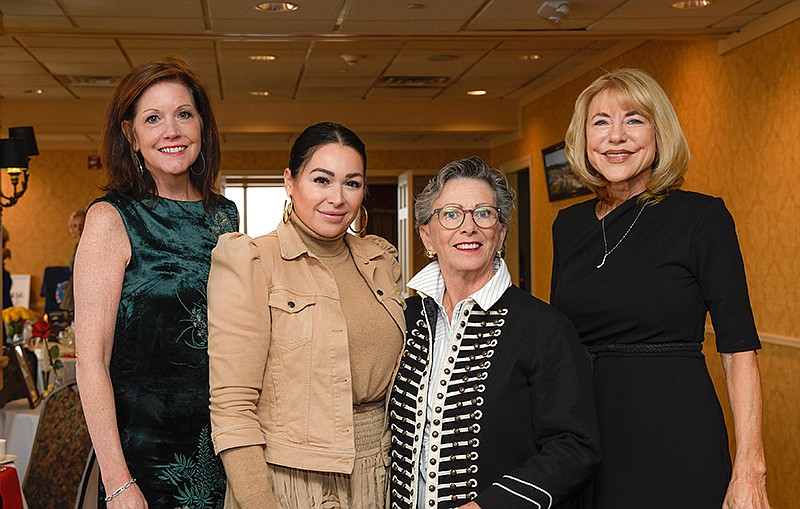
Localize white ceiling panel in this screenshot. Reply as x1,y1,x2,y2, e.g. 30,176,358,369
607,0,767,17
0,0,64,16
75,17,207,32
386,49,487,76
739,0,794,14
590,17,728,31
14,36,119,49
210,19,339,33
1,15,75,30
207,0,344,20
295,87,370,100
713,14,763,28
58,0,203,18
366,87,442,100
341,20,474,33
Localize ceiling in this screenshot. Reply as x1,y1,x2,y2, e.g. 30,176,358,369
0,0,795,150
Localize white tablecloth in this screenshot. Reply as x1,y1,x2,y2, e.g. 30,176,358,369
0,398,42,485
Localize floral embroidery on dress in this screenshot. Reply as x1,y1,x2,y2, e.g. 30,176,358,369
207,207,235,238
156,425,226,509
176,287,208,350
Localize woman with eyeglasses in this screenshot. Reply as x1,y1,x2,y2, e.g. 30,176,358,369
388,157,600,509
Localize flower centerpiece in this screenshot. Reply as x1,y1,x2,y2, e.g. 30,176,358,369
2,306,37,342
31,319,64,391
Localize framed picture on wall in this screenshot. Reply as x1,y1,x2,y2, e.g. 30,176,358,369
542,141,591,201
11,343,41,408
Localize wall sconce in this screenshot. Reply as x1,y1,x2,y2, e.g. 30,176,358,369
0,126,38,208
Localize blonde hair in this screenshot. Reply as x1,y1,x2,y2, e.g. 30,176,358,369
564,68,690,205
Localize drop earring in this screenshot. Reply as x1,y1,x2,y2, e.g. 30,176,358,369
190,153,206,176
282,200,293,223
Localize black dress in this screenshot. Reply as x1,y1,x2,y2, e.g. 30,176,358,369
93,191,238,509
551,190,761,509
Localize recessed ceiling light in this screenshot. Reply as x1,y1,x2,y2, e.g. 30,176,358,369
255,2,299,12
250,55,277,61
406,3,426,9
23,89,44,95
518,54,541,61
250,91,270,96
671,0,713,8
467,90,487,96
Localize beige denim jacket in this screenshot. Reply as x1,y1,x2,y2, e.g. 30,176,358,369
207,220,405,474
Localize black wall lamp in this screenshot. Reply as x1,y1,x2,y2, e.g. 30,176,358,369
0,126,38,208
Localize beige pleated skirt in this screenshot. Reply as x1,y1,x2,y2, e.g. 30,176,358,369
234,401,389,509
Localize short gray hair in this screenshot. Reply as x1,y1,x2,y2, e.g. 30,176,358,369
414,156,516,233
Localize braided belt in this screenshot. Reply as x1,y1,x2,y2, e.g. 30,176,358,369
587,342,702,355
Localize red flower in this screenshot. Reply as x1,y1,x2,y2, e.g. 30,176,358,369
31,320,51,339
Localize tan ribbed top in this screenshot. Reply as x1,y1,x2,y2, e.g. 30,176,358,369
292,215,402,403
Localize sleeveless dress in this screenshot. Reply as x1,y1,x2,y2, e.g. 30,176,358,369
93,190,238,509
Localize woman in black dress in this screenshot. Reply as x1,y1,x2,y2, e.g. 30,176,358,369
551,68,770,509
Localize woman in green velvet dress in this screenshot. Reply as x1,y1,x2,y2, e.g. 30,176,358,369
75,56,237,509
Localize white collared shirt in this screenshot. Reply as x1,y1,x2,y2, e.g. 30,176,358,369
406,258,512,507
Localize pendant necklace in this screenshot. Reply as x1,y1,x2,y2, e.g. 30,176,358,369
596,205,645,269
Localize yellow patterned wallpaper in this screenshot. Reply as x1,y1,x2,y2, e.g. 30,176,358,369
492,19,800,340
2,152,106,314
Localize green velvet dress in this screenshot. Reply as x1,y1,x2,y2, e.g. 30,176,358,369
93,190,238,509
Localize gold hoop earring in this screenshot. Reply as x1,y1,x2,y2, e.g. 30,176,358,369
349,205,369,235
282,200,293,224
425,250,436,260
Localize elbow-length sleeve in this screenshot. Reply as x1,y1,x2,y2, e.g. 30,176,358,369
691,198,761,353
208,232,272,454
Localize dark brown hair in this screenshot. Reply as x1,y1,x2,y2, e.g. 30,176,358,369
287,122,367,178
100,56,221,206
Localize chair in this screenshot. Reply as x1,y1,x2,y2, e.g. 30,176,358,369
22,382,94,509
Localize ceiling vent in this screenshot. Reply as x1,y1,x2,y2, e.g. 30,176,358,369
59,75,119,87
377,76,451,88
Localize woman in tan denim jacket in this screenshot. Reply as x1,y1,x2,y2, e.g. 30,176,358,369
207,122,405,509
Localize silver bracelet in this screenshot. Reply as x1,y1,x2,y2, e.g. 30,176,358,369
104,477,137,502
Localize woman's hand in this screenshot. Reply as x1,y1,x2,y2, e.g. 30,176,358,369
107,482,148,508
723,469,769,509
458,502,482,509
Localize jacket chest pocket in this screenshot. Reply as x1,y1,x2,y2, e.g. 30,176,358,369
269,289,316,349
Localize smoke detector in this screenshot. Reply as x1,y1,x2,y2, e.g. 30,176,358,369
340,54,365,66
537,1,570,23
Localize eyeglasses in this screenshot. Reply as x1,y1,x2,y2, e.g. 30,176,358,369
430,204,500,230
